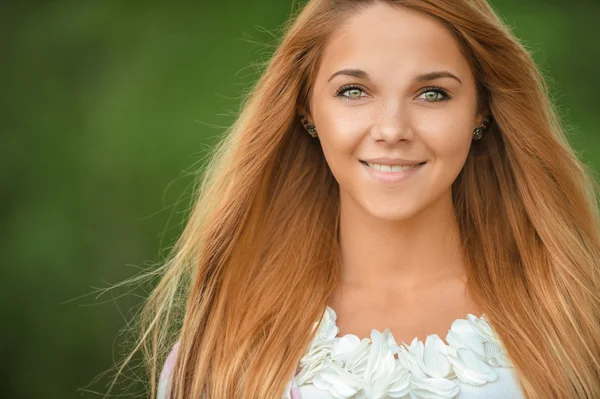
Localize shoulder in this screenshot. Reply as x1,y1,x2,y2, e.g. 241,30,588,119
157,341,302,399
157,341,180,399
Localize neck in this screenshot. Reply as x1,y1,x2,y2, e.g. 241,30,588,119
337,189,467,293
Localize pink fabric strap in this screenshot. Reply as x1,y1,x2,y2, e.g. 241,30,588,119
157,341,180,399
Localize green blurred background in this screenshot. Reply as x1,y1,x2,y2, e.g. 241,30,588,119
2,1,598,398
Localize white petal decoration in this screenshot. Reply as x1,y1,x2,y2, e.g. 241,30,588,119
405,334,453,381
446,320,487,360
331,335,371,374
313,359,365,399
361,329,411,399
488,350,513,368
290,306,515,399
448,347,498,385
296,338,336,385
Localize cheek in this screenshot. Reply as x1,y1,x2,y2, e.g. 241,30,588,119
318,116,364,168
319,130,362,187
420,120,473,178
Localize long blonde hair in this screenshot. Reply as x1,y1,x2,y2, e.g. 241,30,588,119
114,0,600,397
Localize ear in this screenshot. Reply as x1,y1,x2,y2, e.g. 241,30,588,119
475,108,491,127
296,106,314,122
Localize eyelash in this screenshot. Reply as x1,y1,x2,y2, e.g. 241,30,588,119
334,84,451,103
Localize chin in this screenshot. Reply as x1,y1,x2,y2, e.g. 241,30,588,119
364,202,422,222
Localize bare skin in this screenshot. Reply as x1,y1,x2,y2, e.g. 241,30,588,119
298,3,487,344
327,277,483,346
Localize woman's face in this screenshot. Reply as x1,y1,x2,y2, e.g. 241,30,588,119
302,3,486,221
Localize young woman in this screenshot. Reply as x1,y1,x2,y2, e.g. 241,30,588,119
129,0,600,398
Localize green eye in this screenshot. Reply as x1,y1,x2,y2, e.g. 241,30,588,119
336,85,366,102
346,88,362,97
424,91,442,101
336,85,450,102
419,87,450,102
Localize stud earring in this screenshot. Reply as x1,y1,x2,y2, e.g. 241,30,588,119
298,114,318,138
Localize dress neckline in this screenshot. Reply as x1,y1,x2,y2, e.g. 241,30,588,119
291,304,515,398
325,305,487,347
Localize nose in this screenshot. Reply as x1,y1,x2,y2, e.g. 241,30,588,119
371,101,414,144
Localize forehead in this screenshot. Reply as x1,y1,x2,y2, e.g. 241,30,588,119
318,3,472,83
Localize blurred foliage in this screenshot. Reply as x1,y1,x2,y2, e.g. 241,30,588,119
1,1,598,398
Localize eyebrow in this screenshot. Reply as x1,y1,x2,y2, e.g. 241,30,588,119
327,68,462,84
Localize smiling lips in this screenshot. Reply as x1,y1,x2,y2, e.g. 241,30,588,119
359,156,426,165
359,159,427,182
361,161,425,172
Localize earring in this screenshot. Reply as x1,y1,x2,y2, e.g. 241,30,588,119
298,114,318,138
472,126,484,140
472,117,491,140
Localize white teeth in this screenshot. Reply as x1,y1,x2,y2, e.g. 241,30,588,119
365,162,422,172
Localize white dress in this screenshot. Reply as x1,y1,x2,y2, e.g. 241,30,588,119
158,306,526,399
281,306,525,399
